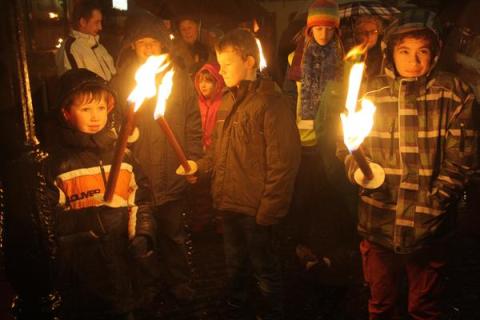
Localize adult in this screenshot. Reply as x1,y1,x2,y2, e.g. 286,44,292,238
55,0,116,81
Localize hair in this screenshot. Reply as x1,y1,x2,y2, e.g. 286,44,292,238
198,69,217,83
354,15,383,34
72,0,102,28
387,28,439,57
215,28,259,68
61,85,114,112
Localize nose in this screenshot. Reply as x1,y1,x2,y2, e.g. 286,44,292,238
90,109,99,121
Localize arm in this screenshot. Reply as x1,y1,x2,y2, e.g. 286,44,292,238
431,90,479,208
256,97,301,225
184,79,204,161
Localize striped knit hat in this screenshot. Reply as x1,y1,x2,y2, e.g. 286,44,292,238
306,0,340,33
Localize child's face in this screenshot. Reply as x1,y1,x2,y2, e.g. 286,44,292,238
311,26,335,46
179,19,199,45
63,97,108,134
355,21,379,49
393,36,432,78
217,46,254,87
199,77,215,99
133,37,162,62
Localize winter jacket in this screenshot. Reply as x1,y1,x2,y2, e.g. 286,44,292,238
338,10,479,253
198,79,301,225
55,30,116,80
110,60,203,206
194,63,225,149
45,124,155,317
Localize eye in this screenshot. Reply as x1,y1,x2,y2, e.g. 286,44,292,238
98,105,107,111
419,49,431,56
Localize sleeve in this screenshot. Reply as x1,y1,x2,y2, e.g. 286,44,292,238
184,78,204,161
256,97,301,225
128,153,156,244
431,84,479,209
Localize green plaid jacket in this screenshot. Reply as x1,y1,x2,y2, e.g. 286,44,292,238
350,71,478,253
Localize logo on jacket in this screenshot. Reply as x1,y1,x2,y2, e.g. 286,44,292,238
67,189,101,203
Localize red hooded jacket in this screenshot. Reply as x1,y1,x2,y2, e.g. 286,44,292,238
194,63,225,149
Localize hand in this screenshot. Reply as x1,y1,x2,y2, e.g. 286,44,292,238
129,235,152,258
344,154,359,184
185,174,198,184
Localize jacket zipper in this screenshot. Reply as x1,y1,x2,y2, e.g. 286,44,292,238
390,119,395,158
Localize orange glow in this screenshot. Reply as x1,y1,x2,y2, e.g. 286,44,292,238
255,38,267,71
154,70,175,119
127,54,170,111
344,43,368,61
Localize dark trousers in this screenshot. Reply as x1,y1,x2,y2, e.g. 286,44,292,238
360,240,447,320
154,199,191,287
222,212,284,319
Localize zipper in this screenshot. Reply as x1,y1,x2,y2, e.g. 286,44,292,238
460,122,465,153
390,119,396,157
99,160,108,189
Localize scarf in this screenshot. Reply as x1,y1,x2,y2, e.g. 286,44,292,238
300,39,341,120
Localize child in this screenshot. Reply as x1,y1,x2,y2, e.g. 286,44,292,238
110,13,203,301
182,28,301,319
46,68,156,319
339,9,478,318
194,62,225,150
189,63,225,233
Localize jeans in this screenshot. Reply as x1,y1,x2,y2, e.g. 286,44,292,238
222,212,284,319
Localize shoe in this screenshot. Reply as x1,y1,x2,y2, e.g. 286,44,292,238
171,283,196,302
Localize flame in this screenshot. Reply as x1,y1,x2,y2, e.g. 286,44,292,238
154,70,175,119
48,12,59,19
255,38,267,71
253,19,260,33
55,37,63,49
127,54,170,111
169,34,175,40
340,47,376,151
344,43,368,62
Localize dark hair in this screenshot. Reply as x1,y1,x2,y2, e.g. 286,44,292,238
387,28,439,57
198,69,217,83
72,0,102,28
62,85,114,112
215,28,259,68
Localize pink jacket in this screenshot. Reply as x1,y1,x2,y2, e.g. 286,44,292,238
194,63,225,149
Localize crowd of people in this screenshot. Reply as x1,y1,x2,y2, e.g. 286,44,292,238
42,0,479,319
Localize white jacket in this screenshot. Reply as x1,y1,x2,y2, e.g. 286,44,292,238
56,30,116,81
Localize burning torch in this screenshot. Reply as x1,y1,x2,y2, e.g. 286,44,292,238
153,69,197,176
104,54,170,203
340,46,385,189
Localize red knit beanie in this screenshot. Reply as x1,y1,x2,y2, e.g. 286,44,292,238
306,0,340,34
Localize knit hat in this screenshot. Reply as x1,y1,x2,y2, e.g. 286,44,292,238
306,0,340,34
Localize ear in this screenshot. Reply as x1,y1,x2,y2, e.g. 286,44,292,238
62,108,71,122
246,55,256,69
79,17,87,29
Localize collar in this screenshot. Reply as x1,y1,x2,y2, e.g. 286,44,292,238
71,29,100,48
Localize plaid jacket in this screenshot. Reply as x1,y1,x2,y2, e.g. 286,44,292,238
348,71,478,253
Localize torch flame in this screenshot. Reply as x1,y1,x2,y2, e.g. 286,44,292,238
127,54,170,111
344,43,368,62
255,38,267,71
340,47,376,151
154,70,175,119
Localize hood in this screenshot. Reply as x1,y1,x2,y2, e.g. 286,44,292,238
194,63,225,102
56,68,116,111
382,9,442,79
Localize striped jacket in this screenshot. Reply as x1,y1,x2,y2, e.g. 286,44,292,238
342,71,478,253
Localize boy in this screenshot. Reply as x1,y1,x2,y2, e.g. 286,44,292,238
45,68,155,319
110,13,203,301
339,9,478,319
182,29,301,319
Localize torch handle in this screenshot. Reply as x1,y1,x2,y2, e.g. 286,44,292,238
104,104,135,202
351,147,373,180
157,116,192,173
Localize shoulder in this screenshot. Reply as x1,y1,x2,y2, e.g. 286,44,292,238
429,71,473,96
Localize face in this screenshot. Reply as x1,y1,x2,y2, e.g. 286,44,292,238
311,26,335,46
179,20,199,45
355,21,379,49
79,9,102,36
133,37,162,62
393,37,432,78
63,97,108,134
217,46,255,87
199,78,215,99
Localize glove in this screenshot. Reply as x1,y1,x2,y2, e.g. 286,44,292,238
129,235,152,258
